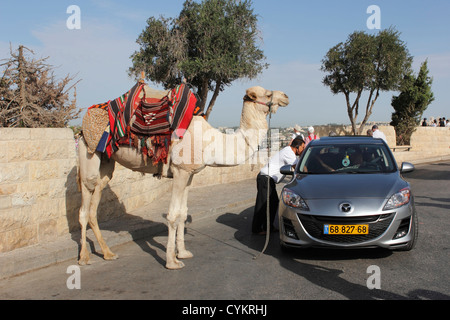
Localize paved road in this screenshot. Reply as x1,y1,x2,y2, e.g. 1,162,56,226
0,162,449,303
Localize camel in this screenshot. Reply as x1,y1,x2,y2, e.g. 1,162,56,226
77,85,289,269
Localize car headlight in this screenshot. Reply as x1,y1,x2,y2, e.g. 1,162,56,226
384,188,411,210
281,188,310,211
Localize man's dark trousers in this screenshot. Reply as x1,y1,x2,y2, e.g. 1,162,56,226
252,173,279,233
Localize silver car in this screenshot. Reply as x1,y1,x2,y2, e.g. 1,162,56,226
278,136,418,251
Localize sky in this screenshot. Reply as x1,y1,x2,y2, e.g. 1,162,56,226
1,0,449,128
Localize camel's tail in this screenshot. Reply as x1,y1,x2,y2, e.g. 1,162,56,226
76,164,81,192
76,135,82,192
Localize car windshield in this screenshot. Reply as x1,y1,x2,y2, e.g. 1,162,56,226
298,143,396,174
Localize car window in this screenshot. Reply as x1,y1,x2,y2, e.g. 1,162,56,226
298,144,396,174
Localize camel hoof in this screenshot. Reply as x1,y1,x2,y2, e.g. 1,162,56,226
78,257,91,266
166,260,185,270
104,252,119,261
177,250,193,259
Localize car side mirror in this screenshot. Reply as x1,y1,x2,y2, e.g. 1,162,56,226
400,162,415,173
280,164,294,176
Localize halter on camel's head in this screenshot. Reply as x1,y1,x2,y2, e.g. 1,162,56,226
243,86,289,116
243,91,273,112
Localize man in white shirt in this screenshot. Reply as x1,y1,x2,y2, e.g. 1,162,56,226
372,125,388,144
252,137,305,235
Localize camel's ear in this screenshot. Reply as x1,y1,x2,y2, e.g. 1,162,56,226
245,88,257,101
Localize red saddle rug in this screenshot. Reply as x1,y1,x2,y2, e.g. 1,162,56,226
84,82,197,165
131,84,197,138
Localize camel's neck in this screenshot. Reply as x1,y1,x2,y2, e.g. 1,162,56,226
232,102,269,162
239,102,269,132
194,102,269,168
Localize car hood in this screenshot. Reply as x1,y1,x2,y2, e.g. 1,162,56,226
287,173,406,200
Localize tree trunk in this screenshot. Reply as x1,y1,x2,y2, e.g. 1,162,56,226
204,80,221,121
18,46,26,114
197,79,209,115
358,88,379,135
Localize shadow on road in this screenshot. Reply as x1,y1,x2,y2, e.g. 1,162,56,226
404,162,450,181
65,165,168,265
216,207,450,300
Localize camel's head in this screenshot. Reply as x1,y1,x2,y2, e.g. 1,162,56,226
244,86,289,115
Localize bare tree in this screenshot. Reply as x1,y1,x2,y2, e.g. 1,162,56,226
0,45,81,128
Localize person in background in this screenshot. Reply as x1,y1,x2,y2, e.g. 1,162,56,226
422,118,428,126
305,126,319,146
290,128,304,143
372,125,388,144
252,137,305,235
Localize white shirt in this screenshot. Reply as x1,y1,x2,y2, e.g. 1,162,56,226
260,146,297,183
372,129,387,144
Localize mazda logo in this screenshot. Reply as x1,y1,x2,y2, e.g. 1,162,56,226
340,203,352,213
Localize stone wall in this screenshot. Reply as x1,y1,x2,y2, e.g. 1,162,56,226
369,125,450,165
0,126,449,253
312,125,450,165
0,129,77,252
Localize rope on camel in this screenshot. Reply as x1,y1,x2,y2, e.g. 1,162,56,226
254,100,273,260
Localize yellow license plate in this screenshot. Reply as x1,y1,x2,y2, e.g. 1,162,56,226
324,224,369,235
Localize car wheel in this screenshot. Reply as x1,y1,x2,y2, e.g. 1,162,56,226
398,209,419,251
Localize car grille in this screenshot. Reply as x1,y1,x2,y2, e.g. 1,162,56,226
297,213,395,244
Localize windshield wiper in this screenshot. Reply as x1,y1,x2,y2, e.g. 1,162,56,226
344,170,375,174
300,171,326,174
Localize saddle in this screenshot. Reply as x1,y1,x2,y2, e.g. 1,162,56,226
82,82,199,165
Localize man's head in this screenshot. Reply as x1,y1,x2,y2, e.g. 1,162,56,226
291,137,305,156
372,125,379,131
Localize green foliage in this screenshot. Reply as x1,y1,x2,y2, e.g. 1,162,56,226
129,0,267,120
321,27,413,135
390,60,434,145
131,16,186,88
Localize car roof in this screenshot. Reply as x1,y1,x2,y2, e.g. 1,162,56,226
309,136,386,146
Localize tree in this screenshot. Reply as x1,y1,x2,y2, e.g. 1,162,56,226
0,45,81,128
321,27,413,135
390,60,434,145
129,0,268,120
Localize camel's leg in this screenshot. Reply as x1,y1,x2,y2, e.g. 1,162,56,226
87,159,117,261
79,183,93,266
166,167,192,269
78,137,116,265
176,178,194,260
77,137,98,265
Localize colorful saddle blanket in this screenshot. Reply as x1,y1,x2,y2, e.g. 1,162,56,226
132,84,197,138
83,82,197,165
